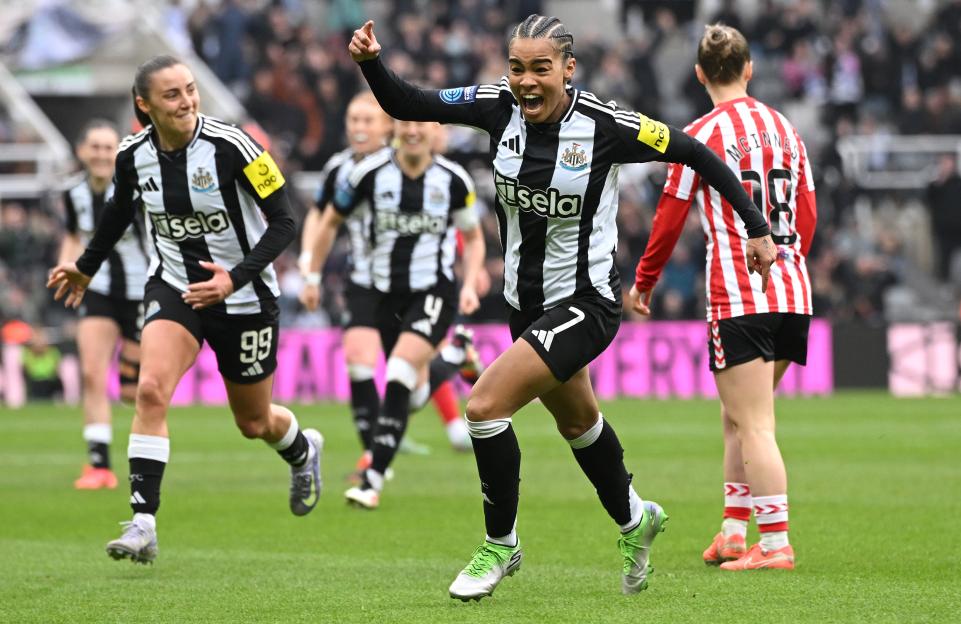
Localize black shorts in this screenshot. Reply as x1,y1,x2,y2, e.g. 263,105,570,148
376,280,457,355
343,282,381,330
510,295,622,383
79,290,143,342
143,277,279,384
709,313,811,372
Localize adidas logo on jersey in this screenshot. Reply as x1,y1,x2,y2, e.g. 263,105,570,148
150,209,230,241
140,177,160,193
494,171,582,219
499,135,520,154
241,361,265,377
376,212,447,235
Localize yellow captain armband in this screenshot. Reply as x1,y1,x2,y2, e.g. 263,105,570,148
636,114,670,154
243,151,286,199
465,191,476,207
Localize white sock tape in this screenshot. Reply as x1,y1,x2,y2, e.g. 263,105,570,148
128,434,170,463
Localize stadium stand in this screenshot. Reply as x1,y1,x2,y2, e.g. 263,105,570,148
1,0,960,334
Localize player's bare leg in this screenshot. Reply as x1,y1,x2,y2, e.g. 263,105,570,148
226,375,323,516
75,317,121,490
107,320,197,564
715,357,794,570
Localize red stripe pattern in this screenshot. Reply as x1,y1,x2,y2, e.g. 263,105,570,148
723,481,751,521
664,97,815,322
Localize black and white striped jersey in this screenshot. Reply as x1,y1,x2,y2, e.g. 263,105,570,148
333,148,478,293
77,114,296,317
359,58,769,315
314,147,374,288
64,179,149,301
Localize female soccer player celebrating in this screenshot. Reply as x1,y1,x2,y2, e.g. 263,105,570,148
631,25,817,571
60,119,150,490
301,118,486,509
349,15,776,599
48,55,322,564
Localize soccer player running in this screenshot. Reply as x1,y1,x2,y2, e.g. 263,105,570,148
349,15,777,599
302,118,486,510
47,55,323,565
631,25,816,571
59,119,150,490
298,93,476,468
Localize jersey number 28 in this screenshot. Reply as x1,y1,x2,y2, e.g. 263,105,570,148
741,168,796,246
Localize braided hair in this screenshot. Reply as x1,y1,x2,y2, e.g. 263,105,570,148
508,14,575,59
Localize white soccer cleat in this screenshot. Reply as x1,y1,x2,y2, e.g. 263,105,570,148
290,429,324,516
449,541,522,601
345,485,380,510
106,514,158,564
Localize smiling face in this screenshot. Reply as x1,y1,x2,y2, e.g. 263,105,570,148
137,64,200,145
508,37,575,124
76,126,119,182
345,96,393,156
394,119,437,160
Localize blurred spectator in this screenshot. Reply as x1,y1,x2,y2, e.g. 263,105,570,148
21,326,62,400
926,154,961,281
5,0,961,329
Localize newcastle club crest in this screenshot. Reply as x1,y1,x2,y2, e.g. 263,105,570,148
190,167,216,193
559,142,589,171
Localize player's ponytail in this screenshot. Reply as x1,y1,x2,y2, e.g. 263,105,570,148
131,55,183,128
697,24,751,86
508,14,575,60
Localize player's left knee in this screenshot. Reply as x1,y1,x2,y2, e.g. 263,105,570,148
385,356,418,391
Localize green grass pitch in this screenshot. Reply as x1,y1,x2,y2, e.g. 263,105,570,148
1,392,959,623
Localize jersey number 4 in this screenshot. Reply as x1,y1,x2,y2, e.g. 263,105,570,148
240,327,273,364
741,168,797,245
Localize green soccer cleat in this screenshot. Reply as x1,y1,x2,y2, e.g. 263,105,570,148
449,541,522,601
618,501,669,594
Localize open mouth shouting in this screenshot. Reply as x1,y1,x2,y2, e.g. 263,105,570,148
520,94,544,116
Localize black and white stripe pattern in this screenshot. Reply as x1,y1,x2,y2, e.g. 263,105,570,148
339,150,476,293
119,114,280,315
315,148,374,288
63,179,149,300
488,87,647,313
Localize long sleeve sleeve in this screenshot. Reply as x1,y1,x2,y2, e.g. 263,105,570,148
661,135,770,238
75,166,138,278
359,57,502,130
228,181,296,292
634,193,694,291
612,110,770,238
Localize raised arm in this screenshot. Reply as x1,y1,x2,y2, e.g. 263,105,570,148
350,21,497,129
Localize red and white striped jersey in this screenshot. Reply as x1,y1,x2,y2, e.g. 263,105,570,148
636,96,817,321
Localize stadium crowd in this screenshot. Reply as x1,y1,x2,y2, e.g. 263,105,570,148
3,0,961,333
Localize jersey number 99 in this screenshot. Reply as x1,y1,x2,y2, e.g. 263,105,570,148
240,327,273,363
